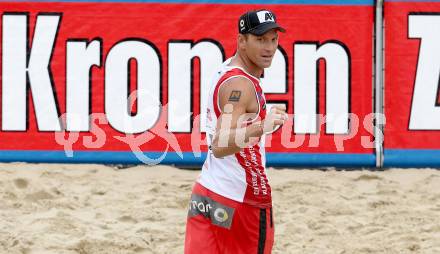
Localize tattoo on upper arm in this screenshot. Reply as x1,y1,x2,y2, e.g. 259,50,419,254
228,90,242,102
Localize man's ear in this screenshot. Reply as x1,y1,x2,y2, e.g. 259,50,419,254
238,34,247,50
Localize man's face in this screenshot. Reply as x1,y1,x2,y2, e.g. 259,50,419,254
242,29,279,68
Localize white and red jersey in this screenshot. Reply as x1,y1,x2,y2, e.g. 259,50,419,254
198,58,272,208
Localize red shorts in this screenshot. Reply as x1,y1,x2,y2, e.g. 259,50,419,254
185,182,274,254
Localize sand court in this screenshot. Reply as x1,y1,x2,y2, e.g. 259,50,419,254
1,163,440,253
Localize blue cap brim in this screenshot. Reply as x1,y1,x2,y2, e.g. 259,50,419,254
249,22,286,36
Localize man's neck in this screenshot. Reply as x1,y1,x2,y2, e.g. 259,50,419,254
230,52,263,78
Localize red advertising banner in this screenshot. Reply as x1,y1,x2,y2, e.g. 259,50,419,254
0,2,374,166
384,1,440,166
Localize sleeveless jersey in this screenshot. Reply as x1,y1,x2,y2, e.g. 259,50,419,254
198,59,272,208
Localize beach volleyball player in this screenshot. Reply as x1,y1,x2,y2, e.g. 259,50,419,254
185,9,287,254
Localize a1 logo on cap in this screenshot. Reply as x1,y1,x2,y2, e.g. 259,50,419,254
256,10,275,23
240,19,246,31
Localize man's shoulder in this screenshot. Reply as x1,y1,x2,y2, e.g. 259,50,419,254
217,74,257,111
223,67,258,82
219,75,255,99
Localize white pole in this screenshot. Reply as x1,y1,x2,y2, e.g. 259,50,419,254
375,0,385,168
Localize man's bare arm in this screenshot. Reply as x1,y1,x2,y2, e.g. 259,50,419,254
210,77,262,158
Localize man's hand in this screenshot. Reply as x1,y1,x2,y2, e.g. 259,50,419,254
262,105,288,134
